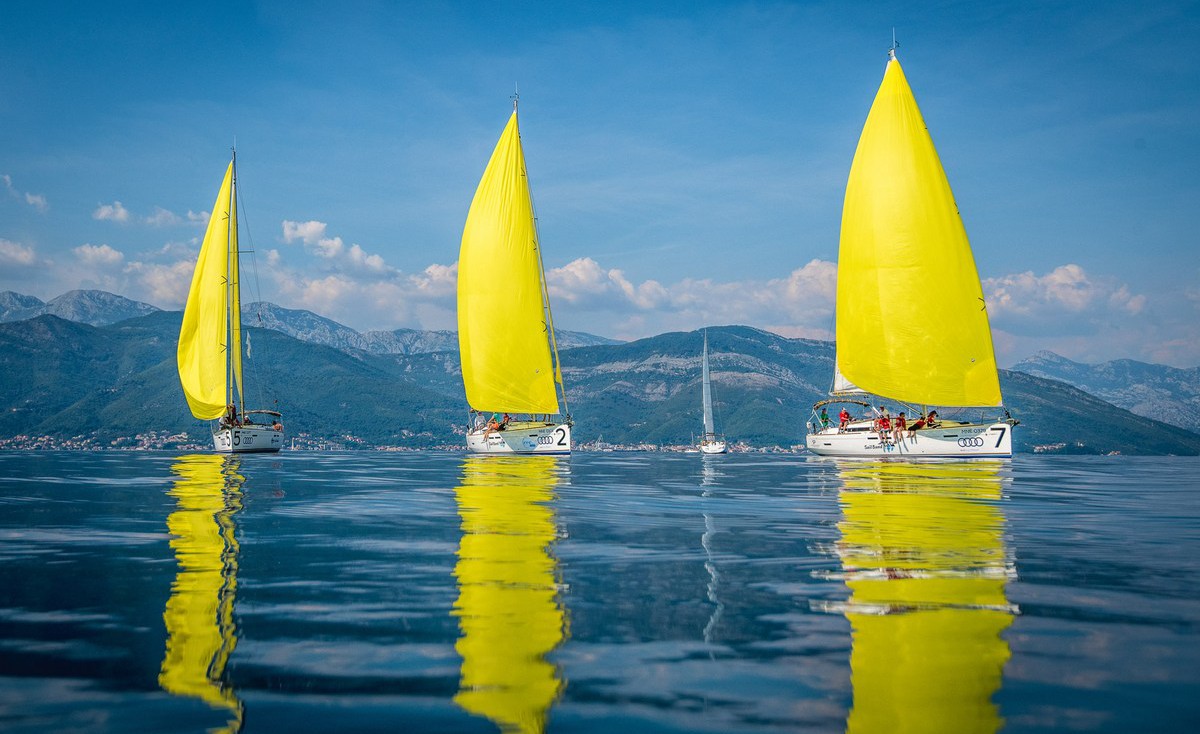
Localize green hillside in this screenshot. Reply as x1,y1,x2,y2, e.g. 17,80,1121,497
1,315,1198,455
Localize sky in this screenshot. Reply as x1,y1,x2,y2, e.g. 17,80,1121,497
1,0,1198,367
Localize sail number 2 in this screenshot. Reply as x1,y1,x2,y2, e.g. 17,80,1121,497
536,428,569,447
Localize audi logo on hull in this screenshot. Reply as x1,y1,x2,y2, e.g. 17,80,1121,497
957,437,986,447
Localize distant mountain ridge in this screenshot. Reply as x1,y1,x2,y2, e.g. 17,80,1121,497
0,290,618,353
1012,350,1200,434
2,290,1198,454
0,290,160,326
1,314,1196,454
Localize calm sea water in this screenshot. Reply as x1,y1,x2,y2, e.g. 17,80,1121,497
1,451,1198,733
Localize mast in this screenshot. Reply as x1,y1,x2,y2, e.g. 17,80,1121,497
226,149,235,413
226,147,244,419
702,330,715,436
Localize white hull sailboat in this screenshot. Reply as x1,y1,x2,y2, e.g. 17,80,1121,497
458,98,572,455
806,49,1016,459
699,330,727,454
177,151,283,454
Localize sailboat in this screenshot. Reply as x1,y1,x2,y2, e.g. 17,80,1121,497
177,151,283,453
806,49,1017,458
458,99,572,454
699,330,727,454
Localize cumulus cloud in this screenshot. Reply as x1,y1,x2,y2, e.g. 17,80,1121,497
281,220,328,245
280,219,400,276
73,243,124,267
144,207,183,227
984,264,1147,330
543,256,837,340
266,223,458,329
0,238,38,267
187,210,209,224
93,201,130,222
123,260,196,307
2,174,49,213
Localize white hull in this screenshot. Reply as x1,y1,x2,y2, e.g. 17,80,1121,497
466,422,571,455
806,421,1012,458
700,440,727,454
213,425,283,453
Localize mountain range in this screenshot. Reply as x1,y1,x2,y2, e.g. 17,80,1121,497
1013,351,1200,434
0,289,160,326
0,290,619,354
1,289,1197,455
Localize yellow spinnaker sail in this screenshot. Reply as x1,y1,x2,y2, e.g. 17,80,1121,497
458,111,559,415
453,455,565,733
837,461,1013,734
836,56,1002,407
159,454,244,733
178,161,240,420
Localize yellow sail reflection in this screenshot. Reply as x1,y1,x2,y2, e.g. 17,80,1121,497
452,455,567,733
836,461,1015,734
159,454,244,733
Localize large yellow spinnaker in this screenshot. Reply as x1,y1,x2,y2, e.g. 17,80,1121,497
836,55,1002,407
452,455,565,733
159,454,244,734
458,110,560,415
178,161,241,420
837,461,1014,734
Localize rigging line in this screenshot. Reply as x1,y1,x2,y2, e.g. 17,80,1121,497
522,110,569,419
234,161,275,412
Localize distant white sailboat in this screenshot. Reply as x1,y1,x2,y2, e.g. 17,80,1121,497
805,49,1016,458
458,98,572,455
177,151,283,453
699,331,728,454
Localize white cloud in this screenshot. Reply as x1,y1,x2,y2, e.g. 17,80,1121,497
73,243,124,267
281,220,328,245
543,256,837,340
93,201,130,223
984,264,1148,326
123,260,196,307
187,210,209,224
2,174,48,213
0,238,38,266
279,219,402,278
144,207,183,227
24,193,49,212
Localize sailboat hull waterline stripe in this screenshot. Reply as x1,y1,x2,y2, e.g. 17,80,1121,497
836,56,1002,408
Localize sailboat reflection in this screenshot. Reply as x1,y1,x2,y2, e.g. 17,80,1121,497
834,460,1016,733
700,456,724,644
452,455,568,734
159,454,245,733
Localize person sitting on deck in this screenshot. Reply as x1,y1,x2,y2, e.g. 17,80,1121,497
924,410,940,429
893,412,907,443
819,408,830,429
838,408,851,430
875,408,892,443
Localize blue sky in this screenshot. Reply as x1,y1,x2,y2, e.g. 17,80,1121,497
2,0,1198,366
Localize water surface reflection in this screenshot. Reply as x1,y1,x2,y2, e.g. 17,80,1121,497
159,454,244,733
830,460,1016,733
452,455,568,733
